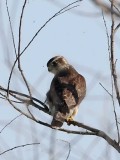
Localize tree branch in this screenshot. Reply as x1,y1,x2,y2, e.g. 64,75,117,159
110,0,120,106
0,114,22,134
0,142,40,156
102,1,120,144
0,86,120,153
110,0,120,143
5,0,17,56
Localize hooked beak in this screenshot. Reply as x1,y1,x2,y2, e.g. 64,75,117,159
48,67,51,72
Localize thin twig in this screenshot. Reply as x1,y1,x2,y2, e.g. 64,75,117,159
0,86,49,111
20,0,82,55
114,23,120,33
101,10,111,59
17,0,34,119
109,0,120,14
99,82,112,97
5,0,17,56
47,0,102,17
0,114,22,134
92,0,120,17
18,0,27,56
7,59,18,93
56,139,71,160
0,92,24,103
110,1,120,106
66,142,71,160
17,0,31,97
56,5,80,16
0,143,40,156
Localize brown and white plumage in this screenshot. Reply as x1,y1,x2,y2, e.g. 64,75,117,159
46,56,86,128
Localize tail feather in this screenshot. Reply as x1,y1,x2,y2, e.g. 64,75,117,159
51,119,63,128
51,111,66,128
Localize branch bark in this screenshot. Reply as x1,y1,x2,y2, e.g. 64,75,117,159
0,86,120,153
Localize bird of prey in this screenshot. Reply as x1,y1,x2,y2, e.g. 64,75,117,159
46,56,86,128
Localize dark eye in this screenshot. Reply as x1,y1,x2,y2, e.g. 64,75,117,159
52,61,57,67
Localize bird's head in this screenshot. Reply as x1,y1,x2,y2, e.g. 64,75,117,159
47,56,69,74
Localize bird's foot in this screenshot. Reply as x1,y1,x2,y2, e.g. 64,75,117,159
66,116,74,125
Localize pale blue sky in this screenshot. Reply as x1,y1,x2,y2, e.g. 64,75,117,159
0,0,120,160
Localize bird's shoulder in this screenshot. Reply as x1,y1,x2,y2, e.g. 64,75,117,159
53,65,85,85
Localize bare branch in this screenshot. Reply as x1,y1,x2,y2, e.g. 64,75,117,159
0,142,40,156
0,86,49,111
33,119,120,153
46,0,102,17
56,139,71,160
17,0,32,96
6,0,33,114
110,0,120,143
1,86,120,153
18,0,27,56
101,10,111,59
102,0,120,144
110,1,120,105
0,91,24,104
99,82,112,97
66,121,120,153
7,58,18,93
109,0,120,14
17,1,33,123
114,23,120,33
0,114,22,134
56,5,80,16
92,0,120,17
5,0,17,56
20,0,82,55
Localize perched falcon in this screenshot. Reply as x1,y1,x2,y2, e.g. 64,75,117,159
46,56,86,128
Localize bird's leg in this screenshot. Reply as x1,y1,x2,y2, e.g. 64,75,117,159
66,107,78,124
66,116,74,126
66,116,74,122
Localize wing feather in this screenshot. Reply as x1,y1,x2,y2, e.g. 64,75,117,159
48,68,86,128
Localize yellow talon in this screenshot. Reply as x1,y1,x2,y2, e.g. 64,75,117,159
66,116,74,126
66,116,74,122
